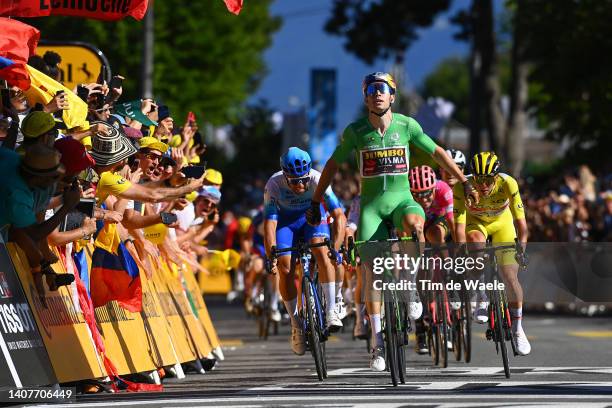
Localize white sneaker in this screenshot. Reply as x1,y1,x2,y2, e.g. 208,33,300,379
409,301,423,319
447,340,453,351
474,302,489,324
353,319,368,339
270,309,281,322
326,309,343,332
370,347,386,372
290,327,306,355
335,300,347,320
513,328,531,356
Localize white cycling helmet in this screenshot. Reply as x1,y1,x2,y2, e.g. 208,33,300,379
445,148,466,169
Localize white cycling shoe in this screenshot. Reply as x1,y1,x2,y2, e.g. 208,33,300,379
270,309,281,323
474,302,489,324
335,300,347,320
409,301,423,320
513,328,531,356
326,309,343,332
290,327,306,355
449,301,462,311
370,347,386,372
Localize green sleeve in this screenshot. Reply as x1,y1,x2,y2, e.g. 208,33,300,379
331,125,356,164
408,118,437,155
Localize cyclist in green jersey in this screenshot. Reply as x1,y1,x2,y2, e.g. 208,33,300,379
308,72,477,372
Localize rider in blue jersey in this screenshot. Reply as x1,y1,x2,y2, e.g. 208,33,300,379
264,147,346,355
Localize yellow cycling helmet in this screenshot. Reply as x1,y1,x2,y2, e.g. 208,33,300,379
470,151,500,176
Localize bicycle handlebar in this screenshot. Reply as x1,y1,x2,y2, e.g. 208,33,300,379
270,239,332,259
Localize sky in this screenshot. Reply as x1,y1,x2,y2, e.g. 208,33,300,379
253,0,503,128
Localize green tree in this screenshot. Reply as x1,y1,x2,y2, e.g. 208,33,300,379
421,57,470,125
518,0,612,166
27,0,281,125
324,0,451,64
221,99,282,181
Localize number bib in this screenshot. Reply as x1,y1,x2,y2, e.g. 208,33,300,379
360,147,408,178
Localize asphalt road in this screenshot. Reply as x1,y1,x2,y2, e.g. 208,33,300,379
34,297,612,407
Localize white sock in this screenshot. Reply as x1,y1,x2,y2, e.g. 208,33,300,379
336,280,343,303
250,286,258,300
511,308,523,332
283,298,299,328
370,314,383,348
322,282,336,313
271,290,279,311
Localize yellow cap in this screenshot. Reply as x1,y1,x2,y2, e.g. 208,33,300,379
205,168,223,185
138,136,169,153
143,223,168,244
185,191,198,202
238,217,251,234
81,136,92,149
21,111,56,138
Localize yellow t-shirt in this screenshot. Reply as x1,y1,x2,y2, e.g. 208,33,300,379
453,173,525,224
96,171,132,203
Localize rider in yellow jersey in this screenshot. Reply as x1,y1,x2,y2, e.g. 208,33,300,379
453,152,531,356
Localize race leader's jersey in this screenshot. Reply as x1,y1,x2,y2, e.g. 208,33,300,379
331,113,437,196
453,173,525,224
264,169,343,221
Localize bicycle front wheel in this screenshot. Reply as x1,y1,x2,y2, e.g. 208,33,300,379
493,294,510,378
460,285,472,363
305,280,326,381
383,300,399,386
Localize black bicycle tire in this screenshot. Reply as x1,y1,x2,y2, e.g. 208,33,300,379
263,278,272,340
494,295,510,378
397,303,407,384
438,292,448,368
305,280,325,381
453,308,462,362
383,300,399,386
461,285,472,363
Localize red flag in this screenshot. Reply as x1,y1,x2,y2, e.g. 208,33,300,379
0,0,149,21
224,0,243,15
0,17,39,89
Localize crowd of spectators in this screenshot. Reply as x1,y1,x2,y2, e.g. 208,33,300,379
522,166,612,242
0,52,224,298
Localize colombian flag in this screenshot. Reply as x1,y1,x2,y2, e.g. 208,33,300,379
90,224,142,312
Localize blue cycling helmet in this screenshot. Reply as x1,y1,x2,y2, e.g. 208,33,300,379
280,147,312,177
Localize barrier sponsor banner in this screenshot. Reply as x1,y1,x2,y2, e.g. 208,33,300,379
162,263,211,359
199,251,232,294
8,244,105,383
138,267,182,368
181,266,221,349
0,242,56,388
148,262,198,364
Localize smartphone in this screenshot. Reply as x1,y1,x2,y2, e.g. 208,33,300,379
181,165,206,179
109,76,123,90
207,210,218,221
130,158,140,172
160,212,178,225
60,198,96,232
187,111,196,124
77,85,89,102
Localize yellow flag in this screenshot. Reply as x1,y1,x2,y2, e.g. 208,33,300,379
24,65,89,131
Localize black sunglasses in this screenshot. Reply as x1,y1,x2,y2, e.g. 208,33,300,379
286,176,310,186
413,189,434,199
